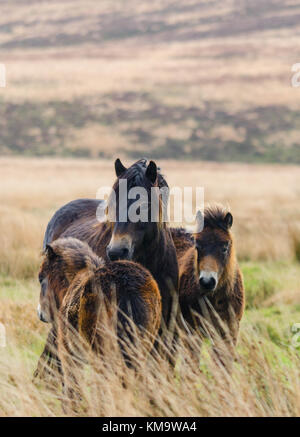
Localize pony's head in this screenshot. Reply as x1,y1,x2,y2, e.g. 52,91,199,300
37,237,101,323
106,158,168,262
194,206,234,294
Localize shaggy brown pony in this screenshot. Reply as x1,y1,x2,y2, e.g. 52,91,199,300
37,237,161,405
172,206,245,363
35,158,178,379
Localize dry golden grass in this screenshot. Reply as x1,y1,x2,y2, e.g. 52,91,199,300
1,306,299,417
0,157,299,416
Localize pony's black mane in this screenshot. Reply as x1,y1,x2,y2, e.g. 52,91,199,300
171,227,194,243
204,205,230,231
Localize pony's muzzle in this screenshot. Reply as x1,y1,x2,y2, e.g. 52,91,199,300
199,271,218,291
37,303,50,323
107,233,133,261
107,246,130,261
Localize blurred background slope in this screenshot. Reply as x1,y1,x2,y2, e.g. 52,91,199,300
0,0,299,162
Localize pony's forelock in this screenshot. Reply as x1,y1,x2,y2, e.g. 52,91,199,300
204,205,232,232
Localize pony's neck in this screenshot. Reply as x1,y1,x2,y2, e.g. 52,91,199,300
138,225,167,269
138,225,178,284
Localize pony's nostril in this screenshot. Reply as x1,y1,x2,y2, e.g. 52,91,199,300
210,277,216,289
200,276,216,290
121,248,129,258
107,249,118,261
37,305,49,323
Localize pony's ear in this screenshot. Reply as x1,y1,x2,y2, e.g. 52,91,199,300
114,158,127,177
195,210,204,233
145,160,157,184
224,212,233,229
45,244,57,261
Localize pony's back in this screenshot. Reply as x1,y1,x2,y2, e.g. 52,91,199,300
56,240,162,360
73,260,161,363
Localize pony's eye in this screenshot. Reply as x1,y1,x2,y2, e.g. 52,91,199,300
222,244,229,254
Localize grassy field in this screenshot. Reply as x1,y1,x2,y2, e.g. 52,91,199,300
0,0,300,162
0,157,299,416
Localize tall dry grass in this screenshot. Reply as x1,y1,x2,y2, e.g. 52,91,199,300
0,157,299,417
1,311,299,417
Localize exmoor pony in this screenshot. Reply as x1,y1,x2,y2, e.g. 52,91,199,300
36,237,161,399
43,158,178,325
35,158,178,380
173,206,245,362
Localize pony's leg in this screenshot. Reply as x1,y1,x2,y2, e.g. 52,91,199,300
60,353,82,415
211,312,239,374
33,327,63,384
78,279,102,347
58,322,84,415
197,298,238,373
59,295,94,415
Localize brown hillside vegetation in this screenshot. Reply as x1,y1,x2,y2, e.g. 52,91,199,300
0,0,300,162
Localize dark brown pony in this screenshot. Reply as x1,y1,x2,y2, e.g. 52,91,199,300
43,159,176,320
37,237,161,408
173,206,245,362
35,159,178,379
